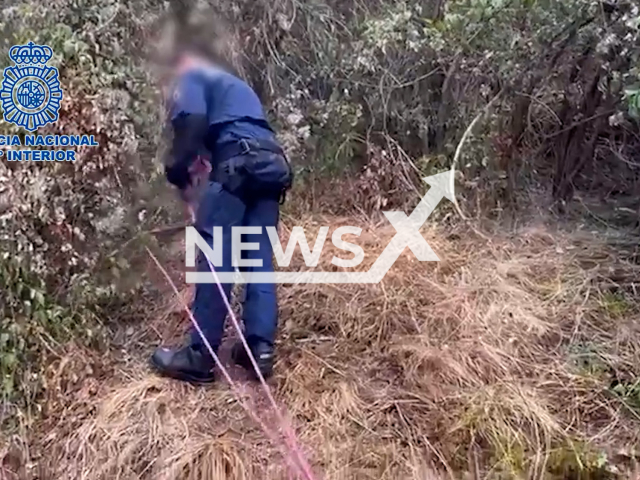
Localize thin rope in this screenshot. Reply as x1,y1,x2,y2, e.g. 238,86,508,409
145,246,312,479
201,245,318,480
185,205,318,480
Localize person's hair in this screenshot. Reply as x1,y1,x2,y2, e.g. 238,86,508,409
174,37,220,65
170,3,238,75
148,0,241,79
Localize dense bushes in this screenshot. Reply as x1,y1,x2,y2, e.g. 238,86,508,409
0,0,166,421
228,0,640,214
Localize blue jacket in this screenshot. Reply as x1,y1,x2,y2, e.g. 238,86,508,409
165,65,276,189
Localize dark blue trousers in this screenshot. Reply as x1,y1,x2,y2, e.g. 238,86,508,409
189,181,279,351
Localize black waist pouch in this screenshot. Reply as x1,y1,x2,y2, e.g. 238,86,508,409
244,150,293,196
213,139,293,202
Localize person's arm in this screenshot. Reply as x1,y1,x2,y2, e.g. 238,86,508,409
164,72,210,191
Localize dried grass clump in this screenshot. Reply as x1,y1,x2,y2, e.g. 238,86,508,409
21,218,640,479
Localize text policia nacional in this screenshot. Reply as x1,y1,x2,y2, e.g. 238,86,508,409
0,135,99,162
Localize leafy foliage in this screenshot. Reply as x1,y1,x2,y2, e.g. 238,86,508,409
0,255,105,424
0,0,169,425
226,0,640,213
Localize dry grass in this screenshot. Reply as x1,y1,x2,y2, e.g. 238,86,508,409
5,216,640,479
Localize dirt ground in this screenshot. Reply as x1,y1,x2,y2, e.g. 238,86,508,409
4,217,640,480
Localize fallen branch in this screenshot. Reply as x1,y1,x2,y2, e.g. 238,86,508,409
148,222,191,235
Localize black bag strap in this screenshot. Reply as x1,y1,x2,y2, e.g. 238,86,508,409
215,138,284,163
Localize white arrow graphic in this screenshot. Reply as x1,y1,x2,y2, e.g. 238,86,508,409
186,170,455,284
364,170,456,282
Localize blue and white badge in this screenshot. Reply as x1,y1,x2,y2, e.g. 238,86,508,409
0,42,63,132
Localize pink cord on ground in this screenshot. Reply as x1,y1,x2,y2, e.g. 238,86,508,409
185,205,318,480
200,255,318,480
145,246,313,479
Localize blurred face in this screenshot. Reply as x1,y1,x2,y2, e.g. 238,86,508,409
157,51,217,105
156,52,187,104
177,51,214,72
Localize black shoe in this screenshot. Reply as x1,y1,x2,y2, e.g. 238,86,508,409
231,340,274,380
150,344,216,384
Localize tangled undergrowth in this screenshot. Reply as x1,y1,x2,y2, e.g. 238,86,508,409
3,214,639,480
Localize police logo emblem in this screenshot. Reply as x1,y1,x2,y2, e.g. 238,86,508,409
0,42,63,132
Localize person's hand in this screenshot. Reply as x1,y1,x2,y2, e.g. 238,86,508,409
188,156,212,179
180,156,212,216
184,156,211,194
